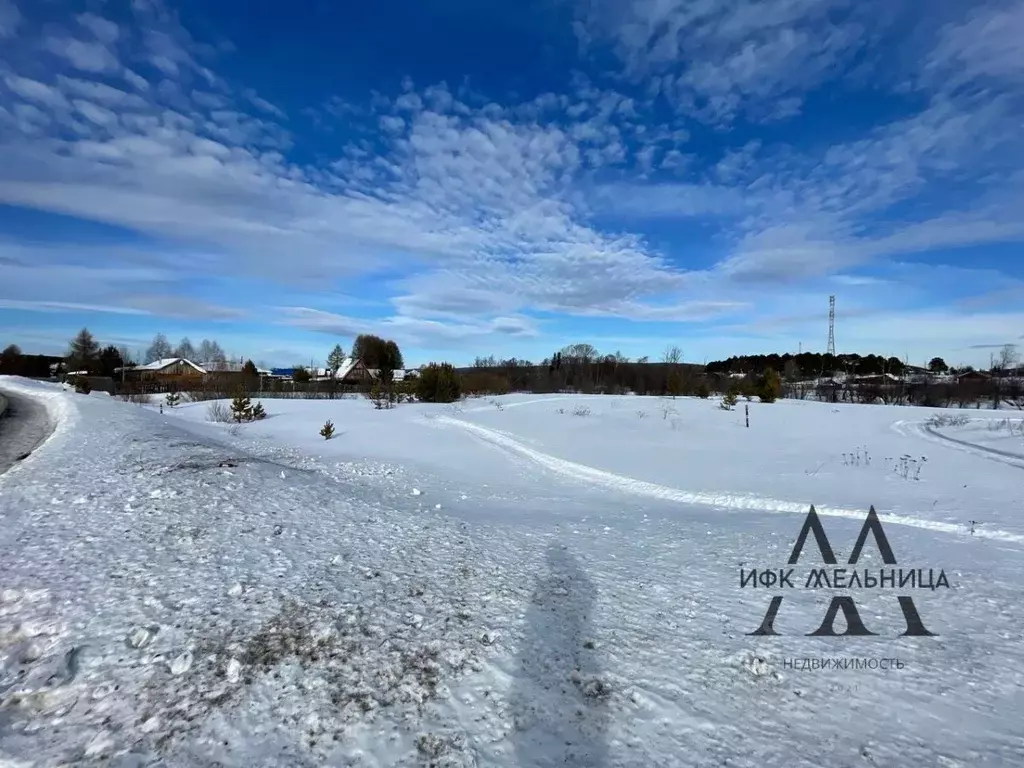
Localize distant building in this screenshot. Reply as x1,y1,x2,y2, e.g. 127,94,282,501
956,370,992,383
116,357,207,381
196,360,272,376
309,358,376,385
850,373,900,385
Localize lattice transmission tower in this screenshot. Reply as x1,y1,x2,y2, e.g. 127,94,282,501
827,295,836,356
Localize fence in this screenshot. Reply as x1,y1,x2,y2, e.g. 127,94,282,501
112,375,407,401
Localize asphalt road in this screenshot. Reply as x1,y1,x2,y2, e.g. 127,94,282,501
0,388,53,475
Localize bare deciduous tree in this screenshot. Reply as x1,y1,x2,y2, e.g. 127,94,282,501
997,344,1020,372
176,337,196,360
197,339,227,363
145,333,173,364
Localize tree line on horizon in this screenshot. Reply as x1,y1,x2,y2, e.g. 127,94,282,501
2,330,1019,403
0,329,237,379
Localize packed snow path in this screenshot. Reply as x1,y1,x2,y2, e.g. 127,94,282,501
1,379,1023,767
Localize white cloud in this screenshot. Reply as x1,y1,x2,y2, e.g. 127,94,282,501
4,76,69,110
244,89,284,117
278,307,540,347
590,182,745,218
76,13,121,45
45,37,122,73
73,99,119,126
0,0,1022,355
926,1,1024,87
0,299,148,315
55,76,149,108
123,69,150,91
380,115,405,133
574,0,868,122
119,295,248,320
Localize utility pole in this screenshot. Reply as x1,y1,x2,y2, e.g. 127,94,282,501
827,296,836,357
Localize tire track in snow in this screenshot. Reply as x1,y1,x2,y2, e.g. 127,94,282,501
436,416,1024,546
460,396,600,414
892,419,1024,471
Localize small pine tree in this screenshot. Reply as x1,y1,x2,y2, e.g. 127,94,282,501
666,370,683,398
416,362,462,403
722,390,738,410
230,387,253,422
251,402,266,420
370,380,385,409
696,381,711,399
165,391,181,408
759,368,782,403
320,419,335,440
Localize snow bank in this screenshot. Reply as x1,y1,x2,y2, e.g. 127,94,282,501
0,376,77,440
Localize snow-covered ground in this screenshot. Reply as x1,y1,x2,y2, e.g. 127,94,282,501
2,379,1023,766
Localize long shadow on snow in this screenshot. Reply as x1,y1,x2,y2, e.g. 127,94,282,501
511,543,610,768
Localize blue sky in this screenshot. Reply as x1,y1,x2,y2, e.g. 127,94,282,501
1,0,1023,368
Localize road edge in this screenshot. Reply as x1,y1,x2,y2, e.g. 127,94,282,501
0,386,58,476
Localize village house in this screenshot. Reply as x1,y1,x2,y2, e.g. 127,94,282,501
956,370,992,384
313,357,375,385
197,360,272,376
116,357,207,382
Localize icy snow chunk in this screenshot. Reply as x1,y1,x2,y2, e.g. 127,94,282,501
84,730,114,757
581,677,612,699
435,503,442,510
480,630,499,646
126,626,158,649
227,582,243,597
226,657,242,683
20,639,48,663
169,650,193,675
738,652,780,681
411,488,422,496
405,614,425,629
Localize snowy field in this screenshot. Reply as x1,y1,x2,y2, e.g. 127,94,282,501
2,378,1023,767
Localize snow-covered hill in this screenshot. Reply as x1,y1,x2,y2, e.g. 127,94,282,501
2,378,1022,767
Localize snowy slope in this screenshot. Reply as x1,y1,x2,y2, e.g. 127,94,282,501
2,380,1023,767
